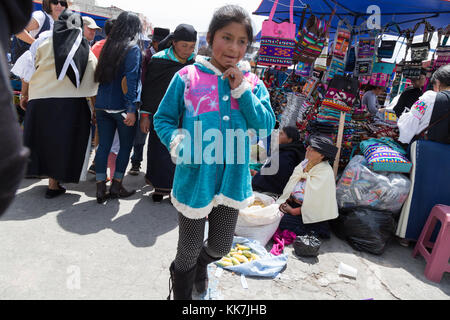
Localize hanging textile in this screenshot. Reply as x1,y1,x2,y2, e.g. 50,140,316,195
294,8,335,64
258,0,296,67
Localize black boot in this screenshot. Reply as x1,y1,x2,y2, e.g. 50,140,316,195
194,247,221,294
96,181,109,204
110,179,135,199
167,262,196,300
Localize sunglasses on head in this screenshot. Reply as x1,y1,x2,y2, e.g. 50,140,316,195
50,0,68,7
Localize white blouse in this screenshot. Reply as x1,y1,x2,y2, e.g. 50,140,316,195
397,90,438,144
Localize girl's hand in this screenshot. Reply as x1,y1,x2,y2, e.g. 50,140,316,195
124,112,136,127
223,66,244,90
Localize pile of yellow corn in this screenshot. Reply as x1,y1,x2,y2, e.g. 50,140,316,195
216,244,260,267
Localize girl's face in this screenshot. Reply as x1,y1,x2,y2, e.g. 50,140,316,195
173,40,196,61
306,146,324,163
208,22,249,73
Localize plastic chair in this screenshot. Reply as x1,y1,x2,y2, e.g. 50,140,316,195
412,205,450,283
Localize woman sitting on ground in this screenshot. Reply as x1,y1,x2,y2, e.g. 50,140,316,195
276,135,339,239
252,126,306,196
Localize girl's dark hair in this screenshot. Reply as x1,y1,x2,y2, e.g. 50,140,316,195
207,5,253,51
104,18,116,37
94,12,142,84
42,0,53,14
431,64,450,87
282,126,300,143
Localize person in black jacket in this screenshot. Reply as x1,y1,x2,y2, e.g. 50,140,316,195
139,24,197,202
427,65,450,144
252,126,305,196
0,0,32,216
393,70,427,118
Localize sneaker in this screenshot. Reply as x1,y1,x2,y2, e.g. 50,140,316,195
128,163,140,176
88,163,96,175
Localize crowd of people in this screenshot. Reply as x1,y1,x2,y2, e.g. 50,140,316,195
1,0,449,301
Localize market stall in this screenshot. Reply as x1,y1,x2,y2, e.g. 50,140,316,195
241,0,450,256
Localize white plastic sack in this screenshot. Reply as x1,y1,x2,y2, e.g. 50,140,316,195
216,236,288,278
235,193,282,246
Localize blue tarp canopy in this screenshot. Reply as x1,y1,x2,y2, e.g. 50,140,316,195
33,1,109,28
253,0,450,36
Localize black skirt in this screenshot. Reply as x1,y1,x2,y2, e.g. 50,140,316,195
23,97,91,183
145,116,175,192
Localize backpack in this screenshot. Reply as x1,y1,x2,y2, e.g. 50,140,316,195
11,11,51,64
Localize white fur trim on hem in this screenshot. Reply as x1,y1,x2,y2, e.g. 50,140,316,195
231,79,252,99
170,192,255,220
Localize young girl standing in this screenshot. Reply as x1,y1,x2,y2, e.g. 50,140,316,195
154,5,276,300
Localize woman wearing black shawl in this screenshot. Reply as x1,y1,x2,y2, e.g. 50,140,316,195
140,24,197,202
22,9,98,198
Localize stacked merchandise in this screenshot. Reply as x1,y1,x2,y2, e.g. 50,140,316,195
268,87,287,122
303,75,360,169
296,99,313,124
280,92,307,128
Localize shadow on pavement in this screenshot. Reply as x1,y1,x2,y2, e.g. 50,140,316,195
1,185,81,221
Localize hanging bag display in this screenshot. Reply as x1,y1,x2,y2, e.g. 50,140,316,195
410,20,434,62
378,40,397,59
401,27,423,80
295,61,313,77
433,28,450,71
354,28,378,77
294,8,335,64
369,62,396,87
258,0,297,67
314,37,330,72
331,20,351,59
357,36,376,60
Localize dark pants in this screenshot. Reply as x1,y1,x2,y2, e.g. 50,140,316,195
95,110,137,181
279,197,331,239
130,115,148,165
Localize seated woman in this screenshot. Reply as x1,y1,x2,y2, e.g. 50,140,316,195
252,126,305,196
276,135,339,239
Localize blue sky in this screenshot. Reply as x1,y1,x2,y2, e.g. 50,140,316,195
95,0,266,33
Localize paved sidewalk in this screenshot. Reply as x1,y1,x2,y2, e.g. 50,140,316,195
0,158,449,300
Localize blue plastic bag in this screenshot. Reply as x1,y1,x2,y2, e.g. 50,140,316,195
215,236,288,278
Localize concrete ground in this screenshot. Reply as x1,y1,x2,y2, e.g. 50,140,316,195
0,151,449,300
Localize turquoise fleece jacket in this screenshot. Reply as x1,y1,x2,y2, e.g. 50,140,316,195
153,56,276,219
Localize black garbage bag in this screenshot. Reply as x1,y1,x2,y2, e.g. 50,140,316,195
330,207,396,255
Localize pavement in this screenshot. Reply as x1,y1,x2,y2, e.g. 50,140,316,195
0,150,449,300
